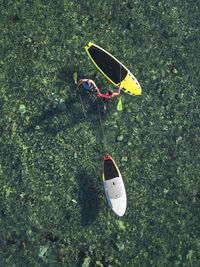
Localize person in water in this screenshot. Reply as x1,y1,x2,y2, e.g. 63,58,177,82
77,79,98,92
95,85,121,110
77,79,98,103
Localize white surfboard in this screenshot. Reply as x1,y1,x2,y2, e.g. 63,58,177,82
103,155,127,216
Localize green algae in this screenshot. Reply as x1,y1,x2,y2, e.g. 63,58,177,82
0,0,200,266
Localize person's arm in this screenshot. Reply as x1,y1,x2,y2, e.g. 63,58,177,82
96,87,108,98
78,79,87,86
112,85,121,97
91,81,98,90
96,88,108,98
96,87,103,97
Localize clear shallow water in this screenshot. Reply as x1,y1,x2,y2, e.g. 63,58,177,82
0,0,200,266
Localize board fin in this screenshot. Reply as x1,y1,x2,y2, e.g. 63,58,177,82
73,72,78,84
117,97,123,111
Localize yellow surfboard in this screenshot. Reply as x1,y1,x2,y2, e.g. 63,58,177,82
85,42,142,96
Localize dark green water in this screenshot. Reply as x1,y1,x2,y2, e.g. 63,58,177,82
0,0,200,266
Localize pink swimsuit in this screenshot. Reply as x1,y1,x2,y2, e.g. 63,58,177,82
96,86,121,99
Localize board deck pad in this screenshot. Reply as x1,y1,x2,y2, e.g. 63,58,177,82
85,42,142,95
104,158,119,180
88,45,127,84
105,178,124,199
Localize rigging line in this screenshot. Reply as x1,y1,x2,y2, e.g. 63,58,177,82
120,63,122,85
74,73,87,118
78,93,87,118
98,103,105,140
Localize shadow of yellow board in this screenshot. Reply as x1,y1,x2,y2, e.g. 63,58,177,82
85,42,142,96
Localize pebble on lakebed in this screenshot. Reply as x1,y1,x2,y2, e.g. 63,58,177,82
117,135,123,141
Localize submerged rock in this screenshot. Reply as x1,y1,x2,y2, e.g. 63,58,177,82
58,99,66,111
122,156,128,162
19,104,26,114
117,135,123,142
114,220,125,230
82,257,91,267
116,242,125,251
39,243,49,258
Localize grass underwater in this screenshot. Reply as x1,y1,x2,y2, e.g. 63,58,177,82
0,0,200,266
